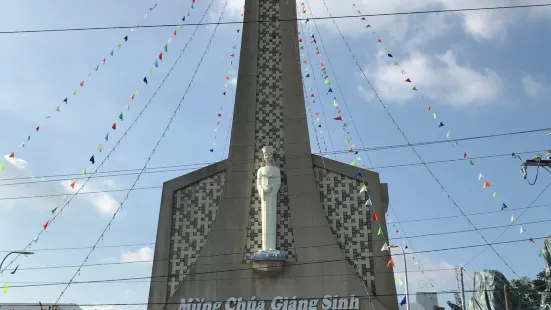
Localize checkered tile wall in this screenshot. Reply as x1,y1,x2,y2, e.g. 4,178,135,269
243,0,296,262
314,167,376,295
167,172,226,299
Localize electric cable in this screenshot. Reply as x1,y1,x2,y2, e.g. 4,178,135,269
52,0,230,303
3,214,551,257
6,288,550,305
0,147,545,188
463,179,551,268
2,234,549,288
318,0,522,277
2,3,551,34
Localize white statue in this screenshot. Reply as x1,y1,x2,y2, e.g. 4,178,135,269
256,146,281,252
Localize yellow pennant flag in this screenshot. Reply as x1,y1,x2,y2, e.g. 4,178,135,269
2,283,7,294
398,279,404,286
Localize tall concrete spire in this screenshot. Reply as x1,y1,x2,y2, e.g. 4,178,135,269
148,1,398,310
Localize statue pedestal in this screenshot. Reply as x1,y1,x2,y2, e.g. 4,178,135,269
247,250,287,276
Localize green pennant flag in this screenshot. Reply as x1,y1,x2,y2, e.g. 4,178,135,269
177,24,183,29
324,79,330,85
469,160,475,165
56,106,60,112
51,207,57,215
0,163,4,171
540,250,543,257
81,168,87,174
119,113,123,121
350,160,357,166
377,227,382,236
105,133,109,141
412,86,418,91
95,65,99,71
164,44,168,52
300,46,304,50
136,88,140,95
3,283,7,294
72,89,76,95
117,43,121,48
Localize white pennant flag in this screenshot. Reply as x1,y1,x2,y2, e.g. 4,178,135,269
478,173,483,181
359,184,368,194
520,226,525,234
381,243,389,251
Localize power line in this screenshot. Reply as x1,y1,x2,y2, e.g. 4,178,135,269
2,235,547,273
1,3,550,34
318,0,522,277
0,148,544,190
3,288,547,303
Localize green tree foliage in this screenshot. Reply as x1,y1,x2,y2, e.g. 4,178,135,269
510,271,546,310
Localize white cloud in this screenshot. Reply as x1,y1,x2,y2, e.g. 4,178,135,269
60,180,119,215
120,247,154,263
392,251,468,306
367,50,502,106
522,75,544,98
3,154,28,169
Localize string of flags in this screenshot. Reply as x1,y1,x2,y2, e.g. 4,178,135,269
299,2,424,286
209,21,242,157
0,0,204,293
0,2,161,173
351,2,540,249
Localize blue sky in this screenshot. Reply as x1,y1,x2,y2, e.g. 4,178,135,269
0,0,550,308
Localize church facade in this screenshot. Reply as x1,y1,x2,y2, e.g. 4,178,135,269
147,1,398,310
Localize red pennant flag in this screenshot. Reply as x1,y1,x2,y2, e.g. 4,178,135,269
303,60,307,64
36,126,40,132
9,152,14,158
173,30,177,36
334,116,342,121
315,112,319,116
225,76,230,80
43,220,49,230
310,94,314,97
320,61,324,67
112,123,117,130
529,238,535,243
372,212,378,222
231,53,235,57
463,153,467,159
483,181,491,188
103,58,106,64
131,94,135,101
361,17,366,20
316,51,320,55
70,180,76,189
396,229,399,233
80,81,84,87
348,147,353,153
404,78,411,83
298,39,302,42
378,39,382,43
387,258,395,267
217,114,222,117
427,105,431,111
337,109,342,114
158,52,163,60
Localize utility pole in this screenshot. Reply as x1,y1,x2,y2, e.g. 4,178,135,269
504,284,511,310
460,267,466,310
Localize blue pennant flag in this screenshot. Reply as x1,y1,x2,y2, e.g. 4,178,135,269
365,199,372,207
400,297,406,306
501,203,508,210
354,172,362,178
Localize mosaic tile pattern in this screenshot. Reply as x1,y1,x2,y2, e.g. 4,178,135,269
167,172,226,299
314,167,376,295
243,0,296,262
